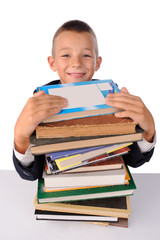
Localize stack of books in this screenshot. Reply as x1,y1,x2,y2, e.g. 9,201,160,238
32,80,140,228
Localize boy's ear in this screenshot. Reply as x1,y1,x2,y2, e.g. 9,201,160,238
95,56,102,71
48,56,57,72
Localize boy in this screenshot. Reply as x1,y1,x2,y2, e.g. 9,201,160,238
13,20,156,180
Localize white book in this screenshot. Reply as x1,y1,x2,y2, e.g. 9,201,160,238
43,167,126,188
35,211,118,222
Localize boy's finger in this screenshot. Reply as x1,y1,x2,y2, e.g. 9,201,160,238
115,110,137,119
121,87,129,93
34,107,62,123
33,92,68,105
33,90,46,97
105,95,138,107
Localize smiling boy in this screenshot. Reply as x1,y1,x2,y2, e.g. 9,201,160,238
13,20,156,180
48,30,101,84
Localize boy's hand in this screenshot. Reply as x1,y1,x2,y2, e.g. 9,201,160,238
105,87,155,142
14,91,68,154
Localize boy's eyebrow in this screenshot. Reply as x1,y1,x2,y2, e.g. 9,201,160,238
59,47,93,52
59,48,72,52
83,48,93,52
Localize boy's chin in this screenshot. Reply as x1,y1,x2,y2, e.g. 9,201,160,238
60,77,92,84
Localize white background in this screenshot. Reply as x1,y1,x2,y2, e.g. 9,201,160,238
0,0,159,172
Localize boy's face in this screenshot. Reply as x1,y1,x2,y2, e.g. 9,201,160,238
48,31,102,84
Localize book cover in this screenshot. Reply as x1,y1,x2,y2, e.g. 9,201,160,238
37,80,121,122
37,165,136,203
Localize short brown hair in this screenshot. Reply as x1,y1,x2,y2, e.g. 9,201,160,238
52,20,99,56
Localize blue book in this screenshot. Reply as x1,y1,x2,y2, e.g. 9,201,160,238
37,79,120,123
45,142,132,174
45,145,107,161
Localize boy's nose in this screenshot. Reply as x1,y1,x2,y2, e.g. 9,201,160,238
71,56,82,68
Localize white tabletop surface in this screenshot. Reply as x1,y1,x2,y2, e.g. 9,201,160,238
0,170,160,240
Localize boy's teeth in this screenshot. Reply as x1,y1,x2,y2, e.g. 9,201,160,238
69,73,84,77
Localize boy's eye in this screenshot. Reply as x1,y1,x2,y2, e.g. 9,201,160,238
83,54,91,58
62,54,70,57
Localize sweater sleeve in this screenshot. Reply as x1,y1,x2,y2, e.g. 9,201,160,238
123,142,154,168
13,150,45,181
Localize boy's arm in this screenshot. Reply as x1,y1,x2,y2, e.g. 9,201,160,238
123,141,155,168
14,91,68,154
105,87,156,167
13,149,45,180
105,87,155,142
137,132,156,153
126,131,156,167
13,90,68,180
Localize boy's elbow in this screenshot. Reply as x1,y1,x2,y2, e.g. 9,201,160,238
123,143,154,168
13,151,44,181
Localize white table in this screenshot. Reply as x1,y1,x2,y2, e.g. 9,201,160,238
0,170,160,240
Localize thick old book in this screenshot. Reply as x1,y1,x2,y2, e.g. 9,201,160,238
36,114,137,138
37,165,136,203
37,80,121,123
34,194,130,219
30,127,143,155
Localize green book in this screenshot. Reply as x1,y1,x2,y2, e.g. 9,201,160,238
37,165,136,203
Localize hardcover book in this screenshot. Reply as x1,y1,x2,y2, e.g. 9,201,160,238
37,79,121,123
36,114,137,138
